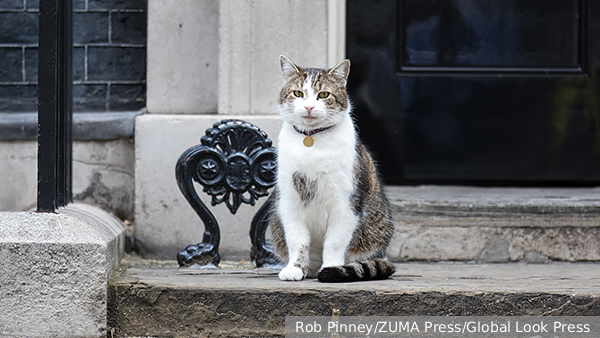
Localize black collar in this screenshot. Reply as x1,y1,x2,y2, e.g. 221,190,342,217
293,124,335,137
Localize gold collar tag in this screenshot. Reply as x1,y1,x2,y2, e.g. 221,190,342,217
293,125,334,148
303,136,314,147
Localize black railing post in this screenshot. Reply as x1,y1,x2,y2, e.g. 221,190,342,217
37,0,73,212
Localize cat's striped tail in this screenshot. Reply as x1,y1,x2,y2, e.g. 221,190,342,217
317,259,395,283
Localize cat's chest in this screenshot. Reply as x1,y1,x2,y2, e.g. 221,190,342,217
278,127,355,175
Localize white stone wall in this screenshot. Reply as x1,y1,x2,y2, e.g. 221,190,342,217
0,141,37,211
146,0,342,116
146,0,219,114
218,0,328,115
134,0,343,259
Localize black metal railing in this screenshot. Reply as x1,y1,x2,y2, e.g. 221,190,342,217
37,0,73,212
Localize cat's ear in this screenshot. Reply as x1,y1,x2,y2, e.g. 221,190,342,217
280,55,300,79
328,59,351,84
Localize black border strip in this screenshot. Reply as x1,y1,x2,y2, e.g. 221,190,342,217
397,0,588,77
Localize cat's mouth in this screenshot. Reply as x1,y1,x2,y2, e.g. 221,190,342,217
299,114,321,127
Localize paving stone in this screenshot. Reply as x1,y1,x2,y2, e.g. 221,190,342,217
111,11,146,44
108,257,600,337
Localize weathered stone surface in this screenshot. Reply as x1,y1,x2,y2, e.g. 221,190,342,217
72,111,141,140
386,186,600,262
0,138,135,221
388,186,600,217
73,138,135,220
0,204,125,338
108,259,600,337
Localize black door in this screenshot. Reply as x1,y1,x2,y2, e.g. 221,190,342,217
347,0,600,185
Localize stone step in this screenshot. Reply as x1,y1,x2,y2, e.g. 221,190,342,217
108,257,600,337
385,186,600,263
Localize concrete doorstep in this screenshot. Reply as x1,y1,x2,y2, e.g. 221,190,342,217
108,257,600,338
112,184,600,337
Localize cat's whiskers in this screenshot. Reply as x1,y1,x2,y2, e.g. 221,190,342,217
266,105,281,115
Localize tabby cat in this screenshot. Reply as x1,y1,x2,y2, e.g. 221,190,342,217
269,55,395,282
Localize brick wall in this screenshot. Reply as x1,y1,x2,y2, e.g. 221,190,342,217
0,0,146,113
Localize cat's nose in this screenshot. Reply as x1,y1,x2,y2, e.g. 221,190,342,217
305,106,315,115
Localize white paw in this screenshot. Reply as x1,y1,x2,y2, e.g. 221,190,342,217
278,266,305,281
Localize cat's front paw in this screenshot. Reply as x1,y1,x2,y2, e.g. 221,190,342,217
278,266,305,281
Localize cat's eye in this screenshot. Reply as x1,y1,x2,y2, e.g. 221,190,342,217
293,90,304,98
318,92,330,99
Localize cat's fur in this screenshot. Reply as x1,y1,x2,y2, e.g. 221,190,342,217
268,55,395,283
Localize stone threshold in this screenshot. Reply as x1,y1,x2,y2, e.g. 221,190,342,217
385,186,600,263
387,185,600,217
108,257,600,337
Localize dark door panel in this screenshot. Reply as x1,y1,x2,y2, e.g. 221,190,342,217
347,0,600,185
402,0,583,70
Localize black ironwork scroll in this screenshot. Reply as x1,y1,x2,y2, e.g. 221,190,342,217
176,119,279,267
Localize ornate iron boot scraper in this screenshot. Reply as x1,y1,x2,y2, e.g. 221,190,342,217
175,119,279,267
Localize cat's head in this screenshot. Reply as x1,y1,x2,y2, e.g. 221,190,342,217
278,55,350,129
